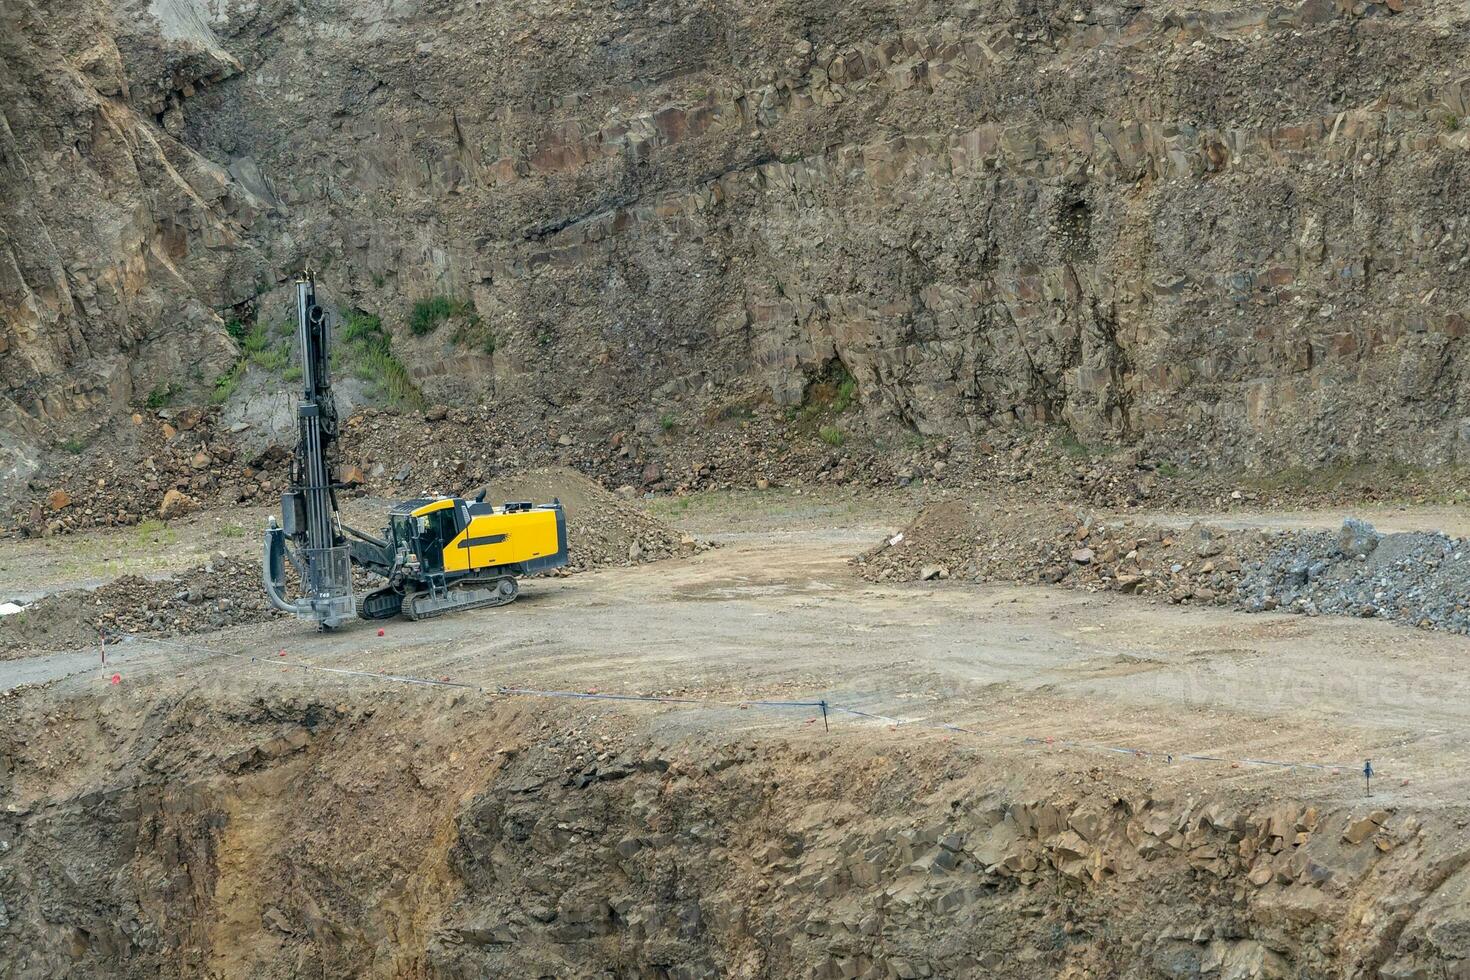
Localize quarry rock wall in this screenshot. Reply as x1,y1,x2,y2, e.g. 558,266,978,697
4,0,1470,467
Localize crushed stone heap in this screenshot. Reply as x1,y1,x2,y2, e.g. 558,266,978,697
862,505,1470,636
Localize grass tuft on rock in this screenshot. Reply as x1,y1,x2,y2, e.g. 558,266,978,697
336,312,424,409
410,296,473,336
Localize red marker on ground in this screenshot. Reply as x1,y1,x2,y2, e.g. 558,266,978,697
377,628,385,637
110,673,121,685
278,650,286,657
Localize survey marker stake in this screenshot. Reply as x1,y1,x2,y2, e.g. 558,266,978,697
1364,759,1374,797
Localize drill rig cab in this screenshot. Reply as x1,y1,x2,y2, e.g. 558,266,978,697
262,276,568,628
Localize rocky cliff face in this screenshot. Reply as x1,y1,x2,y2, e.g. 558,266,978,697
4,0,1470,467
0,0,259,436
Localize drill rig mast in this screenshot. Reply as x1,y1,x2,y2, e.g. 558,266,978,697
262,275,357,628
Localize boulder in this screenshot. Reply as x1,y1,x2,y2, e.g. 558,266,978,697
1337,518,1380,559
159,488,198,520
1196,536,1225,558
1342,817,1377,845
1212,555,1243,574
46,488,71,511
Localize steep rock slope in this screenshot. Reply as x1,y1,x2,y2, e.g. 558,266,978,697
0,0,261,458
5,0,1470,468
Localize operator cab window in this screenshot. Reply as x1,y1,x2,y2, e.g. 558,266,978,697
415,509,460,572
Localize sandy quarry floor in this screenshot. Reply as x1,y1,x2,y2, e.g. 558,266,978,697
7,489,1469,813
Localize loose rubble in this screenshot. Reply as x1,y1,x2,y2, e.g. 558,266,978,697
19,394,1448,544
0,556,284,655
862,507,1470,637
1238,520,1470,635
857,502,1270,606
5,407,285,536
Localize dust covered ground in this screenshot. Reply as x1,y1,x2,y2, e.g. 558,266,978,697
3,486,1470,977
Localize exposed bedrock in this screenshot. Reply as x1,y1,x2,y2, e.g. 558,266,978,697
3,0,1469,467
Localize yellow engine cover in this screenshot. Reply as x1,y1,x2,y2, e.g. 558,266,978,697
440,507,564,574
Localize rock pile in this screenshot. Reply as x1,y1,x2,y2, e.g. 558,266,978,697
17,378,1463,548
866,505,1470,636
1021,520,1273,605
0,555,285,654
6,407,291,536
7,395,1273,543
1238,520,1470,635
338,404,908,498
857,503,1269,606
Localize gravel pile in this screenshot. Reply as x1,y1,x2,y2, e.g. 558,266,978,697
1238,519,1470,635
0,556,285,655
856,501,1272,604
865,504,1470,637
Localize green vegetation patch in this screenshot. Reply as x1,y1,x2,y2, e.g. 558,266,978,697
449,309,496,357
817,425,846,447
209,360,247,406
410,295,474,336
209,319,294,406
334,311,425,409
788,360,859,443
144,382,179,409
1057,426,1092,459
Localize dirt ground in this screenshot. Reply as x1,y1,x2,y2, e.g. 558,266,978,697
7,489,1468,804
5,487,1470,977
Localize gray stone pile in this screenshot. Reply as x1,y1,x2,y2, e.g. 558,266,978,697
1238,520,1470,635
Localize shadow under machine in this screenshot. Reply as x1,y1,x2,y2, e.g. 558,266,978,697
262,276,568,628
